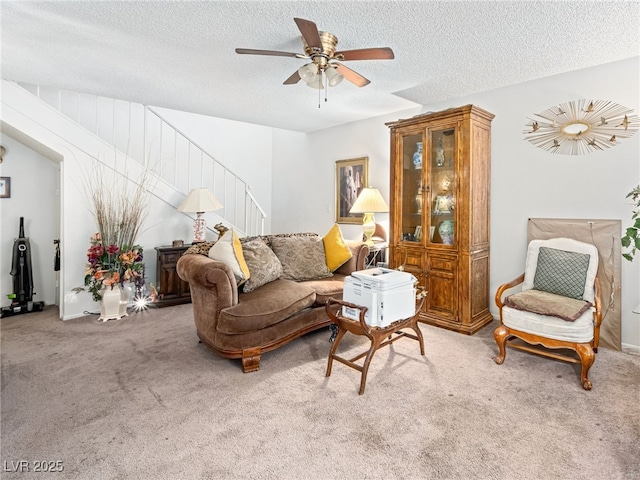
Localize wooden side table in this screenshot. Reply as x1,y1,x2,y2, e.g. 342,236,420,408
154,245,192,307
324,289,427,395
364,242,388,269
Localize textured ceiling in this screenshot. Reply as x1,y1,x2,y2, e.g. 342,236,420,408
2,1,639,133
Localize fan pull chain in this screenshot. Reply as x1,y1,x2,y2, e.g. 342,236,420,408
324,73,328,103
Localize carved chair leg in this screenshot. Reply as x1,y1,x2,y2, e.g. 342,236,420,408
411,322,425,356
326,327,346,378
241,347,261,373
493,325,509,365
359,336,384,395
576,344,595,390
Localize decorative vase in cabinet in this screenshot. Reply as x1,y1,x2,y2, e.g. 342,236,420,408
413,142,423,169
438,220,454,245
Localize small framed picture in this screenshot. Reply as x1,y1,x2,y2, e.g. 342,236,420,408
433,194,454,214
414,225,422,241
0,177,10,198
335,156,368,224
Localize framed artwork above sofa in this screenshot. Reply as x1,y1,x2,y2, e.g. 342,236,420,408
336,156,368,224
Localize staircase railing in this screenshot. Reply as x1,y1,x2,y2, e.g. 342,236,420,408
14,82,266,237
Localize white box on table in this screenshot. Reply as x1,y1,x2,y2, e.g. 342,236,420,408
351,267,415,290
342,270,416,327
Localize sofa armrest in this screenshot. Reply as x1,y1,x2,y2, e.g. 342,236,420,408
335,241,370,275
176,254,239,337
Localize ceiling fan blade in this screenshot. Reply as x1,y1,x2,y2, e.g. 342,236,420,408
293,17,322,50
235,48,302,58
334,63,371,87
283,70,301,85
335,47,395,61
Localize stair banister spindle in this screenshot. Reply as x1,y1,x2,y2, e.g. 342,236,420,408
158,115,163,176
143,106,147,171
173,128,177,182
95,95,99,138
200,149,204,186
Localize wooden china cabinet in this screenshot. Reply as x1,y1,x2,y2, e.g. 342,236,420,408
386,105,494,334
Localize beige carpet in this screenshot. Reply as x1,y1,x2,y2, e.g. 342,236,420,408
1,305,639,480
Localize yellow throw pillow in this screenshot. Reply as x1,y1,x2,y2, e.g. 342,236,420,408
323,224,353,272
208,229,250,285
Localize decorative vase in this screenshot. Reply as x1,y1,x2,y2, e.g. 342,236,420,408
415,190,423,214
435,137,445,167
99,284,129,322
438,220,454,245
413,142,423,169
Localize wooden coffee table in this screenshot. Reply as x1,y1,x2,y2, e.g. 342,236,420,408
324,289,427,395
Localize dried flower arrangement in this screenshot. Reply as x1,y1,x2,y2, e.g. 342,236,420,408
76,162,151,302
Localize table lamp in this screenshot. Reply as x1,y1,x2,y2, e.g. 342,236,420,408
177,188,223,243
349,187,389,246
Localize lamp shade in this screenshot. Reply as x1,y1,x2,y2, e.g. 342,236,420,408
298,63,318,83
349,187,389,214
177,188,223,213
325,66,344,87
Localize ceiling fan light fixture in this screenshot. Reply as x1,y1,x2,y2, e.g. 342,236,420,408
298,63,318,83
305,75,324,89
325,66,344,87
235,17,394,100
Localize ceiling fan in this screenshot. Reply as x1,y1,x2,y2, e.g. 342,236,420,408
235,17,394,90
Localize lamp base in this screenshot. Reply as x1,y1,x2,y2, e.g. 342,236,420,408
193,213,206,243
362,213,376,246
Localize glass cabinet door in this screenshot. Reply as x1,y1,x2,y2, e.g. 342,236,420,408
399,133,423,243
428,127,456,245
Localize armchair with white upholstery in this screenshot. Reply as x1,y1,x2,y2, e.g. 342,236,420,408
494,237,602,390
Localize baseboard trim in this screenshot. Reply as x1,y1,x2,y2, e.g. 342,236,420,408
621,343,640,355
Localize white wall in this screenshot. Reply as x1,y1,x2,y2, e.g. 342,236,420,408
0,134,59,307
272,57,640,350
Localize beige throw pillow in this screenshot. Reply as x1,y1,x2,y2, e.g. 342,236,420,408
208,230,250,286
505,289,592,322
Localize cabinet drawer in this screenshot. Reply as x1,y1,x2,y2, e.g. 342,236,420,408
428,255,456,274
161,252,181,266
391,246,424,273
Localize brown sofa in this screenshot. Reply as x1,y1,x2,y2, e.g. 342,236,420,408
176,233,368,372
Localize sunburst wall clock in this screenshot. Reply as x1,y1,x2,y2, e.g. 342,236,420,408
524,99,639,155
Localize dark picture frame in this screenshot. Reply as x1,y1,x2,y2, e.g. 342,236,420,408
335,157,368,224
0,177,10,198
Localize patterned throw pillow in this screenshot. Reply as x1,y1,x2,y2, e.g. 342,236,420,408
241,238,283,293
270,235,332,281
208,230,250,286
533,246,590,300
184,241,216,256
261,232,318,249
322,224,353,272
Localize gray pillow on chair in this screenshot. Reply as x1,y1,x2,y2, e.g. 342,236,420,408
533,246,590,300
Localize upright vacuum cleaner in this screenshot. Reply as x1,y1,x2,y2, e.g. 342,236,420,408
1,217,45,318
